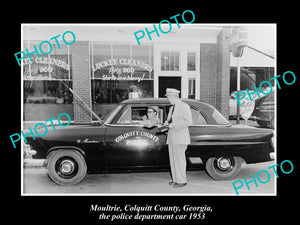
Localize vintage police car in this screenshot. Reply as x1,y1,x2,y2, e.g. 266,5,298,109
27,98,274,186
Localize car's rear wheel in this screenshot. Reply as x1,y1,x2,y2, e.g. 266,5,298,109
205,156,242,180
47,150,87,186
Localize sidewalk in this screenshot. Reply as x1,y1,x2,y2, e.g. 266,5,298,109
24,158,46,168
229,118,259,127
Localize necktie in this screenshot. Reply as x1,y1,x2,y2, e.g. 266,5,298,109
168,105,175,123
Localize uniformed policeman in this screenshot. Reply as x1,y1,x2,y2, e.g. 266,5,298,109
140,106,161,128
164,88,192,188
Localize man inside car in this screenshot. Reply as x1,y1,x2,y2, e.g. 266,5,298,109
139,106,161,128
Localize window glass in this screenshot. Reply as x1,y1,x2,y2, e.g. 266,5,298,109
23,41,73,121
187,52,196,71
161,52,179,71
51,43,70,79
91,44,154,120
24,80,73,121
132,45,152,79
212,109,230,125
191,108,207,125
23,42,71,80
24,42,50,80
92,80,153,103
116,107,131,124
132,107,146,121
188,78,196,99
114,106,164,125
92,45,111,79
111,45,131,80
104,104,123,124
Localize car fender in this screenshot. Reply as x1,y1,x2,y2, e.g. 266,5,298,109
46,146,86,160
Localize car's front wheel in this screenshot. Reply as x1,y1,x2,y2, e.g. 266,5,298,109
205,156,242,180
47,149,87,186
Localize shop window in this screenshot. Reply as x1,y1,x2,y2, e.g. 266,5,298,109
92,44,111,79
23,80,73,121
91,44,154,120
91,80,153,118
187,52,196,71
188,78,196,99
23,41,73,121
161,52,179,71
23,42,71,80
132,45,153,79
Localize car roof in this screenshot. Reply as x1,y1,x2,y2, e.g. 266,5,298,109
122,98,169,104
122,98,214,110
108,98,228,125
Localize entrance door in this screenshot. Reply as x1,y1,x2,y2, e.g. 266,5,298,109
159,77,181,98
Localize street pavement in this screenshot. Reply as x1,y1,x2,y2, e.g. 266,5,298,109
23,161,275,195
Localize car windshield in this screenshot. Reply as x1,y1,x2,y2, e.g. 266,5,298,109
103,104,123,124
212,109,230,125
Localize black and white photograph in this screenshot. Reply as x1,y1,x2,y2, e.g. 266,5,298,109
5,6,299,224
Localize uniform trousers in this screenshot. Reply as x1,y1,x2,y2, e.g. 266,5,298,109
168,144,187,183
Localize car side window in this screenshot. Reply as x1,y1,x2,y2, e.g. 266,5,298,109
114,106,165,125
115,106,144,124
191,108,207,125
132,107,147,123
131,106,164,124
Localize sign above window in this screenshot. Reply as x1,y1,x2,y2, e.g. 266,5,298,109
92,58,153,82
92,58,153,72
23,57,71,80
23,57,70,71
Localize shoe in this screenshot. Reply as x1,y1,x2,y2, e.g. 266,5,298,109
169,181,176,185
174,183,187,188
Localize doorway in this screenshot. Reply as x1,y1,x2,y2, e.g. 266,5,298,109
158,77,181,98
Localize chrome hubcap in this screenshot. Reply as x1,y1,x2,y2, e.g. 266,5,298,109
60,160,75,175
217,157,232,170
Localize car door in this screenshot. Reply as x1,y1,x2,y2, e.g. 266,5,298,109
186,105,233,159
186,106,211,157
104,104,169,170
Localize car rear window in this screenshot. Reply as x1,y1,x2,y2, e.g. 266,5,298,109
191,108,207,125
212,109,230,125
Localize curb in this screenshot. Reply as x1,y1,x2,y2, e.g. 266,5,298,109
24,159,46,168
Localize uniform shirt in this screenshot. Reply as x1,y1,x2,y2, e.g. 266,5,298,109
167,100,192,145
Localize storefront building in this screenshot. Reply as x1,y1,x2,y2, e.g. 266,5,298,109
22,25,230,123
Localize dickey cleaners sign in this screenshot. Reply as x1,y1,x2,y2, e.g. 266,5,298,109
92,58,153,82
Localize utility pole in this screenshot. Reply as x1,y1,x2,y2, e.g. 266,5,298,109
229,26,248,125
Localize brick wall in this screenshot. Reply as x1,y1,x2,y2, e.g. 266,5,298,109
200,28,230,119
71,41,92,122
216,28,231,118
200,43,218,108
